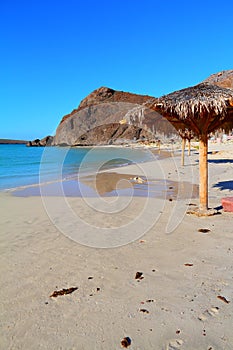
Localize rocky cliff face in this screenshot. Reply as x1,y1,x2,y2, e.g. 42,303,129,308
74,123,154,146
53,87,177,146
26,136,53,147
59,87,153,125
28,70,233,147
203,70,233,89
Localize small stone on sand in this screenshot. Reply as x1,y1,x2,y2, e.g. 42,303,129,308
121,336,131,348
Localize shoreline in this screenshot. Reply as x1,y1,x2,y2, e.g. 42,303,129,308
2,147,172,195
0,144,158,193
8,141,233,202
2,140,232,194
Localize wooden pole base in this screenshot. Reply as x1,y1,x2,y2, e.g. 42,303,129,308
199,135,208,211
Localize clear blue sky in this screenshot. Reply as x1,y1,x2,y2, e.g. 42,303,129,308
1,0,232,140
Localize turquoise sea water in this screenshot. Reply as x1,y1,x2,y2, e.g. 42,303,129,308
0,144,154,191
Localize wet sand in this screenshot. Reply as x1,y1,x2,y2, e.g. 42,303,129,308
12,171,199,201
0,142,233,349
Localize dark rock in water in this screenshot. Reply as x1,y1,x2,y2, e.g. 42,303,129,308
26,139,40,147
39,135,54,146
27,135,53,147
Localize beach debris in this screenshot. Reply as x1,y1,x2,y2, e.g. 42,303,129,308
169,198,173,201
184,263,193,266
176,329,181,334
135,271,144,280
88,276,93,279
198,228,210,233
132,176,145,184
139,308,149,314
121,337,131,348
139,239,146,243
217,295,230,304
50,287,78,298
96,287,100,292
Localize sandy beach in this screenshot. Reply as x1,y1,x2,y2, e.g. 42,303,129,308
1,142,233,350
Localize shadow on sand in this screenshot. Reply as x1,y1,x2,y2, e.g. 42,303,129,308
213,180,233,191
208,159,233,164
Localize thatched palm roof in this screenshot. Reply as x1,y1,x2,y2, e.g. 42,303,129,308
178,128,194,140
149,82,233,213
150,82,233,136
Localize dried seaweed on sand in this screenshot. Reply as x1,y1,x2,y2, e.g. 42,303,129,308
50,287,78,298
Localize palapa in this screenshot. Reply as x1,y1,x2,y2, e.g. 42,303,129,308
178,129,194,165
150,82,233,213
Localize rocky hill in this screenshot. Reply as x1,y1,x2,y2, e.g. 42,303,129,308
52,87,177,146
60,87,152,124
28,70,233,146
203,70,233,89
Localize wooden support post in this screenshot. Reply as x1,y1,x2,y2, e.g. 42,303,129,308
181,138,186,166
188,139,191,156
158,140,161,154
171,140,174,156
199,134,208,211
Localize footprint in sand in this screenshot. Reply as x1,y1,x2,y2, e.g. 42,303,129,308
198,307,219,321
206,307,219,316
165,339,183,350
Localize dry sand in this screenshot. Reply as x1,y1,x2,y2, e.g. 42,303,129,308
0,142,233,350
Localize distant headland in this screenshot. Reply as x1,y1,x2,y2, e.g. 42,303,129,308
0,139,28,144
